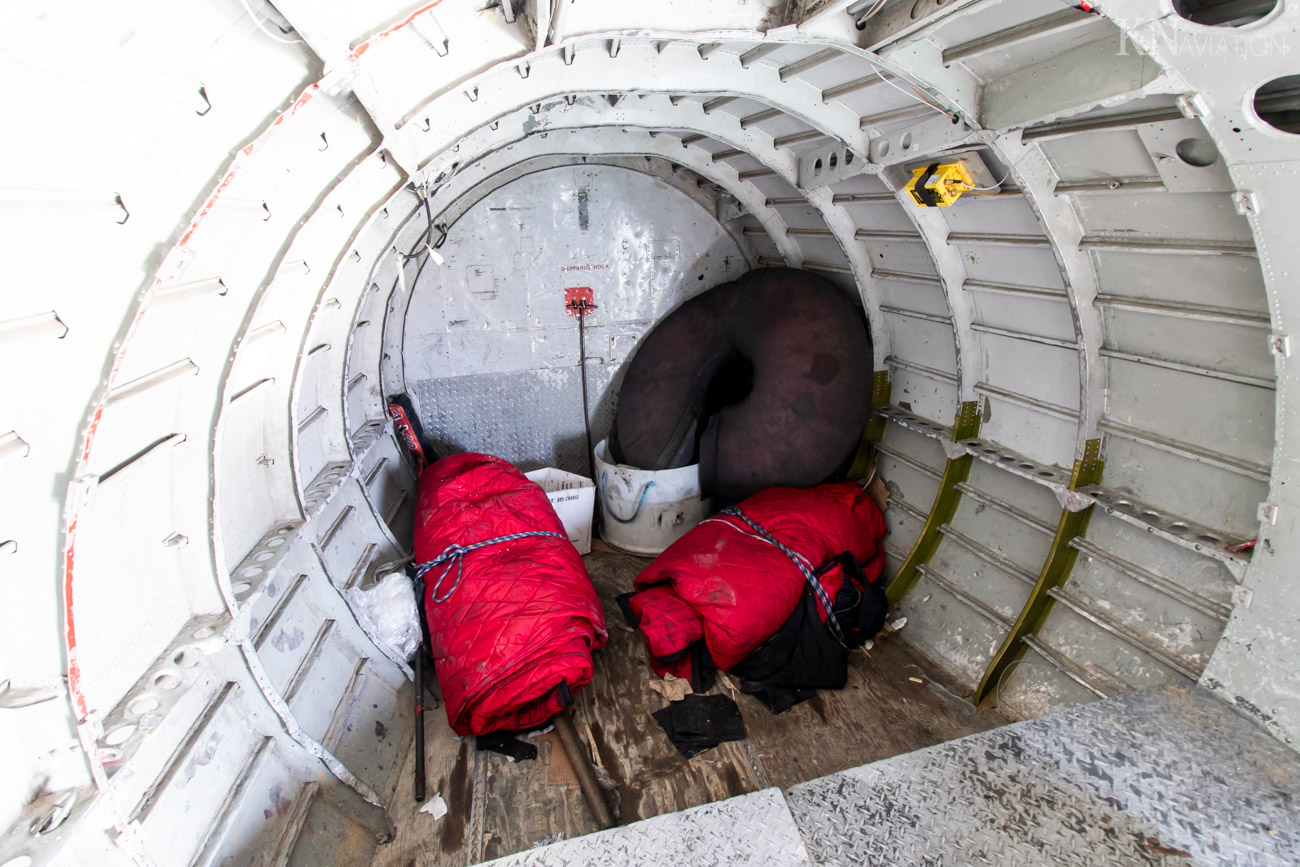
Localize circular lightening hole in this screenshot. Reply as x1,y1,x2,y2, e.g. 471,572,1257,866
104,725,136,747
1175,138,1219,167
128,696,160,716
1174,0,1277,27
1254,75,1300,135
173,649,201,669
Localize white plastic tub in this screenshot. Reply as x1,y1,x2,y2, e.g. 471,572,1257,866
525,467,596,555
593,440,712,556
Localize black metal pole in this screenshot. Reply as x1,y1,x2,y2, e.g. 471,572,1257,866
414,641,426,803
577,305,597,483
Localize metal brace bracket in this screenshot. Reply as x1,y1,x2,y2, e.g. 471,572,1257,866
1233,190,1259,217
1177,92,1209,119
973,438,1104,705
884,401,981,607
413,10,449,56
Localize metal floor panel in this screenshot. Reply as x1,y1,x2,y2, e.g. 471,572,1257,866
786,686,1300,866
480,788,812,866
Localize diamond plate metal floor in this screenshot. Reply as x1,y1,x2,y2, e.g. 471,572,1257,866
480,788,812,866
787,685,1300,866
503,687,1298,866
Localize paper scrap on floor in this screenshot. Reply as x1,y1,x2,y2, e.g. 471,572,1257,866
419,793,448,820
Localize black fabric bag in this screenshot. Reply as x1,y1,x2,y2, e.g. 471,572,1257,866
730,552,887,712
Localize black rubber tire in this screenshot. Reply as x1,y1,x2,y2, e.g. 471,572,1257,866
611,268,873,500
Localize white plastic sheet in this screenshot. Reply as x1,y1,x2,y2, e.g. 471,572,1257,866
346,571,421,662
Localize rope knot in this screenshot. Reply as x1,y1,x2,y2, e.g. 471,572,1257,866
414,530,568,603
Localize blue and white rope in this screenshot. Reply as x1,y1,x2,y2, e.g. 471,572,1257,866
415,531,567,602
713,506,846,644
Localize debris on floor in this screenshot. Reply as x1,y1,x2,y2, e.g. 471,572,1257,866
647,673,692,703
1141,837,1193,857
863,467,891,513
418,793,448,820
531,832,565,849
533,733,580,789
652,694,748,759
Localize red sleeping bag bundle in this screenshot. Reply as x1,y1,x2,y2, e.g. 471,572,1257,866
622,482,888,708
414,453,607,736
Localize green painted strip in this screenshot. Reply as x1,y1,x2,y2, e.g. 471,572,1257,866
884,401,981,607
848,370,892,479
972,438,1104,706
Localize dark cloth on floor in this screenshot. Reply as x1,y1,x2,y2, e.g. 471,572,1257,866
738,680,816,715
475,731,538,762
652,694,748,758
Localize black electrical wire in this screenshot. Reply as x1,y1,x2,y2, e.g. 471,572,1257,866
576,305,597,484
402,185,447,263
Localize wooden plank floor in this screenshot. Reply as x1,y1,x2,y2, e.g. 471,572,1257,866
371,549,1007,866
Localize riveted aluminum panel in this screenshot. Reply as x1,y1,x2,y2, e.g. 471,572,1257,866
897,569,1011,687
887,366,959,424
1100,437,1267,539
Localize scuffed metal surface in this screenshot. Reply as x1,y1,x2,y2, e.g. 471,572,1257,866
787,685,1300,866
403,165,745,476
413,367,610,475
481,788,810,866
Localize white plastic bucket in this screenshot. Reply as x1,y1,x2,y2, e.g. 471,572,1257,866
593,440,712,556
